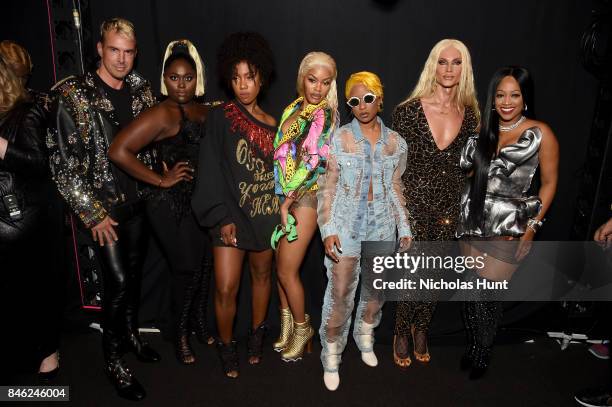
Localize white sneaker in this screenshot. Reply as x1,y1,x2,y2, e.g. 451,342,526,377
358,322,378,367
323,371,340,391
361,350,378,367
323,342,341,391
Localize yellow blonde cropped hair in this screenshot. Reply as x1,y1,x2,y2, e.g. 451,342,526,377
296,51,339,129
345,71,383,99
100,17,136,43
401,38,480,124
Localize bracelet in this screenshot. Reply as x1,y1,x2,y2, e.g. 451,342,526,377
527,218,544,233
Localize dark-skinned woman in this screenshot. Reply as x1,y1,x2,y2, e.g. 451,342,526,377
109,39,212,365
191,32,279,379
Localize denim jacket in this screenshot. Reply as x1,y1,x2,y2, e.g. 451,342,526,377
317,117,412,241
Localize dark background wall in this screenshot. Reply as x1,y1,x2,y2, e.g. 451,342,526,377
1,1,605,337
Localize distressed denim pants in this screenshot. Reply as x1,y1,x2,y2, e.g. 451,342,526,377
319,201,394,372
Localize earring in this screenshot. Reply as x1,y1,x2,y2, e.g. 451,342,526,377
524,104,528,111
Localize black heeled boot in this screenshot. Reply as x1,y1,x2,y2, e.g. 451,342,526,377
216,339,239,378
105,358,146,401
176,279,196,364
460,301,476,371
247,322,268,364
469,300,502,380
126,330,161,363
190,258,214,345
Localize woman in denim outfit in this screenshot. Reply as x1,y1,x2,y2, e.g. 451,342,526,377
317,72,412,391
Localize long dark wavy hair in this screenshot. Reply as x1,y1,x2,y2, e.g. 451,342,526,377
466,66,534,230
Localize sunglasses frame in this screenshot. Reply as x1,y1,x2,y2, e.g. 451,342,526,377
346,92,377,108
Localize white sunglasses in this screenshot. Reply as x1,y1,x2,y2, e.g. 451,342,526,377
346,93,377,108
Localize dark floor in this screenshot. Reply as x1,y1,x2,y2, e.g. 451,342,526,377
12,329,608,407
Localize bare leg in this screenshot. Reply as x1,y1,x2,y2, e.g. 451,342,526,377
247,249,273,364
213,247,245,345
276,206,318,323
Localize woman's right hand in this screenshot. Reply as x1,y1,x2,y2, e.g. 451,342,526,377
159,161,193,188
324,235,342,263
220,223,238,247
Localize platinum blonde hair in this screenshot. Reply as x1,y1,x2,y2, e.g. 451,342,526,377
296,51,339,129
401,38,480,123
160,39,206,97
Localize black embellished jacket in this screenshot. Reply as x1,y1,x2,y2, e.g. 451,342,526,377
47,71,156,228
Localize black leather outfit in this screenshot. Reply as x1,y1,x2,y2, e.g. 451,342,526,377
48,71,159,399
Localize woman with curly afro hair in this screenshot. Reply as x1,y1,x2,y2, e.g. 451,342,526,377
192,32,278,378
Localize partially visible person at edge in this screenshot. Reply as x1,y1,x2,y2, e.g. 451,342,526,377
574,216,612,407
0,54,58,382
191,32,278,379
271,51,338,363
109,39,214,366
391,38,480,369
457,66,559,380
316,71,412,391
47,18,160,401
0,40,63,383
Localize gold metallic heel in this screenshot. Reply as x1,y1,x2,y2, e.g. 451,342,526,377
273,308,294,352
281,314,314,362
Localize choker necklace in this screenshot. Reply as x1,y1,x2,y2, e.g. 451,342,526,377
499,115,526,132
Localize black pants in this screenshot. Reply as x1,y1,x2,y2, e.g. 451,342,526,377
95,203,148,361
146,200,210,338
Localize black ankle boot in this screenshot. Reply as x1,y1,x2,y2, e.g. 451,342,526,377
216,339,239,378
247,322,268,364
126,331,161,363
105,359,146,401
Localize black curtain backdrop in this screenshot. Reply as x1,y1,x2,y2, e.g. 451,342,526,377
1,1,603,339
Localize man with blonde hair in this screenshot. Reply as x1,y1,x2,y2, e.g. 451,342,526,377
48,17,158,401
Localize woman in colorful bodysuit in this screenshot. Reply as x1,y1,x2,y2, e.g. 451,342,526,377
272,51,338,362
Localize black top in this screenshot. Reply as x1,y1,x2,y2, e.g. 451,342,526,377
96,74,139,203
150,104,205,221
191,101,279,251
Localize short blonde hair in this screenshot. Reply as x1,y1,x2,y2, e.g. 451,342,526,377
0,40,32,80
0,55,27,113
296,51,338,129
401,38,480,123
345,71,383,99
100,17,136,43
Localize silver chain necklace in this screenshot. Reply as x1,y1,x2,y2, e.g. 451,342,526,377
499,115,526,132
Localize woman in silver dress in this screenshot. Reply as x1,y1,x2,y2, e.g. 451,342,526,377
456,66,559,379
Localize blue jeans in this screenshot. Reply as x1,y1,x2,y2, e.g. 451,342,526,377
319,202,394,372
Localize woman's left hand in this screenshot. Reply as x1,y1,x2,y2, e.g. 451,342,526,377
280,197,295,228
515,229,535,261
399,236,413,252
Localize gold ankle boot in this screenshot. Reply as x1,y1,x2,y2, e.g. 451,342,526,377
281,314,314,362
273,308,293,352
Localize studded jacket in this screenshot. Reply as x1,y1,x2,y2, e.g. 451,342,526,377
47,71,156,228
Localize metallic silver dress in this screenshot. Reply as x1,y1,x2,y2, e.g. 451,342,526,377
456,126,543,238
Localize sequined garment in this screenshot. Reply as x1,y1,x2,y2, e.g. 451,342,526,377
46,71,157,227
273,97,333,199
456,127,542,238
391,99,478,241
192,101,279,251
392,98,478,337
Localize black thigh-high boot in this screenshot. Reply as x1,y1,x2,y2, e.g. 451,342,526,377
462,270,503,379
176,274,197,364
190,252,214,345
